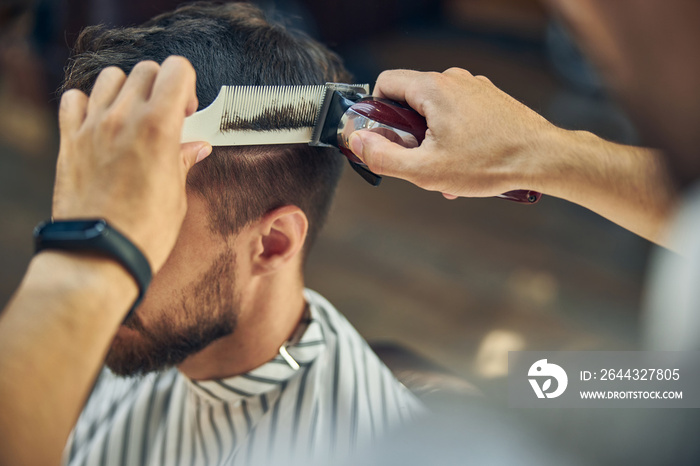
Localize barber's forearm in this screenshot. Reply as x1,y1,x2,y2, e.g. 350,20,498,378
0,252,136,466
536,128,679,247
354,68,679,243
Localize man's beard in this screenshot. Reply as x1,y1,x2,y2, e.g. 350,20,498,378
105,250,238,376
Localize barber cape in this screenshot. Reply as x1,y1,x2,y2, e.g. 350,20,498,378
63,289,424,466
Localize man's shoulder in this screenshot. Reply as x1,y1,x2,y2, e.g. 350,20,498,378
303,288,423,402
301,289,425,440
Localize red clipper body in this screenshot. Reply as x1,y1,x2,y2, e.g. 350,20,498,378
312,89,541,204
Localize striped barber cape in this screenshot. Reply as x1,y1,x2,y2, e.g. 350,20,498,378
63,289,424,466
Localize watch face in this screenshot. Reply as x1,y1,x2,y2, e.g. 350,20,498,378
37,219,107,240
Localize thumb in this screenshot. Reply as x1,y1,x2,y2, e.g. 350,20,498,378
180,141,212,171
348,130,419,179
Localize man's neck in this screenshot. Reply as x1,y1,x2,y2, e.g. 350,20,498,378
176,270,306,381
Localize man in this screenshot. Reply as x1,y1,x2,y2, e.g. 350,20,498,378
3,0,696,464
59,3,421,466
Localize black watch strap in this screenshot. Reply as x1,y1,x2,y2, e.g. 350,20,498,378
33,219,152,320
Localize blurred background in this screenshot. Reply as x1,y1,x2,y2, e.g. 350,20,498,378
1,0,666,462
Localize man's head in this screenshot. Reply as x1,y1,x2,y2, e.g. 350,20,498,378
61,2,351,376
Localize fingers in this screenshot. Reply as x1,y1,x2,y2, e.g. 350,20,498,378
373,69,432,114
181,141,212,171
58,89,89,135
374,68,477,117
150,56,198,121
348,130,419,179
114,60,161,106
87,66,127,115
88,58,197,120
373,69,421,100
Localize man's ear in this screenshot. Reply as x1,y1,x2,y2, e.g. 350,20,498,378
250,205,308,276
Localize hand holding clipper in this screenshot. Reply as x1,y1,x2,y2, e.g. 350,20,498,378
332,94,541,204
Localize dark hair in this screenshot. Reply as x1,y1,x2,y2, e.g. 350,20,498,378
61,1,351,252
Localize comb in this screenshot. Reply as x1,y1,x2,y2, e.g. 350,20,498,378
182,83,368,146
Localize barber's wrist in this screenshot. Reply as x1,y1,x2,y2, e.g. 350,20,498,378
24,251,138,322
529,127,596,200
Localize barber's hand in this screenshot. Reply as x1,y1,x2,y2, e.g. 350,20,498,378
52,56,212,272
348,68,558,198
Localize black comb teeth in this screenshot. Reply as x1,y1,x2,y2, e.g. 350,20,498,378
219,85,327,132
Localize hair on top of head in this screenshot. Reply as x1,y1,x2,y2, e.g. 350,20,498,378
62,1,352,255
62,2,351,107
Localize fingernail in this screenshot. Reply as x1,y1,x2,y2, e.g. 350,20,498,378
348,133,364,162
195,144,212,163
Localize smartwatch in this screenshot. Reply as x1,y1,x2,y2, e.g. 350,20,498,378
33,219,152,320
